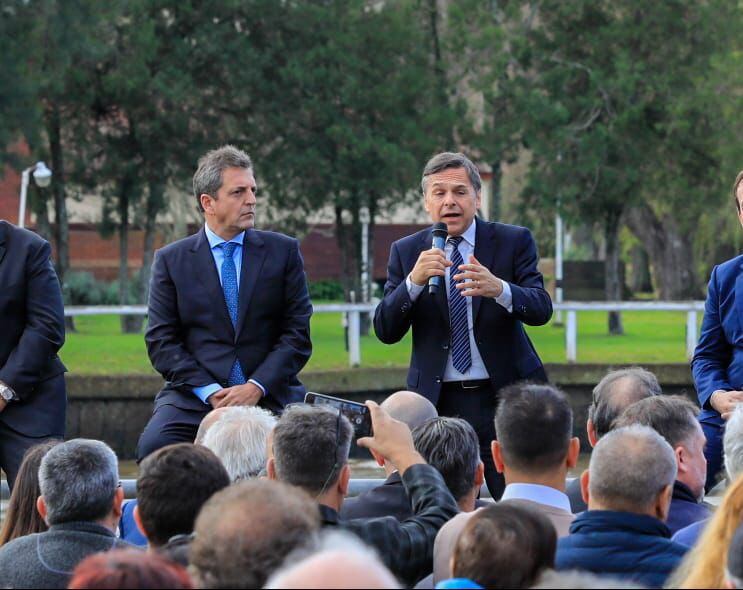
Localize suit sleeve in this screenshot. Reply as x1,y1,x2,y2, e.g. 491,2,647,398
373,241,415,344
0,240,65,398
508,228,553,326
249,239,312,400
145,249,216,389
692,265,732,410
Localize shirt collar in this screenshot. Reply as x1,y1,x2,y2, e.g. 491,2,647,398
449,218,477,248
501,483,572,513
204,223,245,250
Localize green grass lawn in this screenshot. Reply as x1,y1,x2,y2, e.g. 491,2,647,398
60,310,699,375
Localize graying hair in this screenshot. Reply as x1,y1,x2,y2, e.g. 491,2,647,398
724,405,743,480
201,406,277,482
589,425,676,511
264,530,399,589
38,439,119,525
421,152,482,194
589,367,662,438
613,394,700,448
533,569,643,589
193,145,253,212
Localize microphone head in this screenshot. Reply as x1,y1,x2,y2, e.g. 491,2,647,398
432,222,448,238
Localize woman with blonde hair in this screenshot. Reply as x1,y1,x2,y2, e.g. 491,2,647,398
671,473,743,588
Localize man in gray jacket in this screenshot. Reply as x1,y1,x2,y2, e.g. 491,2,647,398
0,439,132,588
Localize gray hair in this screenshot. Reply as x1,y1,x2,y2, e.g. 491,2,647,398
614,394,700,448
265,530,399,589
589,424,677,511
533,570,643,589
193,145,253,212
421,152,482,195
38,439,119,525
589,367,662,438
724,405,743,480
201,406,277,482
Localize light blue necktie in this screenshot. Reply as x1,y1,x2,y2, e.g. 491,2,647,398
219,242,247,386
448,236,472,374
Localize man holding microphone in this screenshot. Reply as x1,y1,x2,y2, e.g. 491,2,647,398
374,152,552,498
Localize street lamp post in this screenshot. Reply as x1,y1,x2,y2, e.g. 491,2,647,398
359,206,370,304
18,161,52,229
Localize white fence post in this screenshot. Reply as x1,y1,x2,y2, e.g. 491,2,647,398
566,310,577,363
686,310,698,360
348,310,361,367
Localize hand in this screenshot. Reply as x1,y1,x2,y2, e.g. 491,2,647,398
710,390,743,420
357,401,425,475
0,399,6,413
409,248,452,286
209,382,263,409
453,255,504,298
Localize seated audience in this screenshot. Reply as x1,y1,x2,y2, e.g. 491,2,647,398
412,417,486,513
268,402,459,587
533,570,643,589
556,425,686,588
0,440,58,546
342,390,438,520
673,404,743,547
200,406,276,481
568,367,661,512
614,394,710,535
265,531,399,589
132,443,230,563
447,502,556,589
0,439,131,589
67,549,192,589
188,479,320,589
727,524,743,589
669,474,743,588
433,383,578,584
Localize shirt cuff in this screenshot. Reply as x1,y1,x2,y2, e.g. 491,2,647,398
406,274,426,302
193,383,222,405
495,281,513,313
249,379,267,397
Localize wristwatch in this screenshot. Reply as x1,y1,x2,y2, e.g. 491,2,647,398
0,381,17,403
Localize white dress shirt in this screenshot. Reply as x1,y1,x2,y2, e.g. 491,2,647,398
405,219,513,382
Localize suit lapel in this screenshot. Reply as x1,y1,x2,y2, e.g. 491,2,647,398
473,218,496,325
736,263,743,333
419,229,449,324
191,228,234,338
235,229,266,338
0,223,7,268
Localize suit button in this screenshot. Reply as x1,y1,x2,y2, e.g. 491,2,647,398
442,343,449,350
401,303,410,312
435,377,441,383
520,305,527,313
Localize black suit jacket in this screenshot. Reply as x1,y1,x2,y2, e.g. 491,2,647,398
0,221,66,437
374,218,552,403
145,227,312,414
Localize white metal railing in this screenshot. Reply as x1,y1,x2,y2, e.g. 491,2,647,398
65,301,706,366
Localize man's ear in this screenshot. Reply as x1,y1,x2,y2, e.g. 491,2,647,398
587,419,599,447
370,449,385,468
580,469,590,505
566,437,581,469
266,457,277,480
112,486,124,519
37,496,48,523
655,484,674,522
338,464,351,497
474,461,485,489
491,440,505,473
675,445,688,476
200,193,215,214
133,504,149,540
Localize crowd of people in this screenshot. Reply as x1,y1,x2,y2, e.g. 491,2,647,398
1,368,743,589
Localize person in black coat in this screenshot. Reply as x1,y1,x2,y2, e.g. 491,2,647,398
0,220,66,489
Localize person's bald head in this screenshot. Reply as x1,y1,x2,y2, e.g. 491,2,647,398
265,533,399,589
381,391,437,430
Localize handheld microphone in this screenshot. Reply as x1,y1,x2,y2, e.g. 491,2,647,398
428,222,449,295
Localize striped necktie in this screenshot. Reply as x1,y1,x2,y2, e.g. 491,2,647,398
447,236,471,374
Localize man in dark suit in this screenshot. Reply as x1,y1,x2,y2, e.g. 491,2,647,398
374,152,552,498
0,220,66,489
692,170,743,491
137,145,312,460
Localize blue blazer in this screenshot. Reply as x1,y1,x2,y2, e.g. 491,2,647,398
374,218,552,403
145,227,312,414
692,254,743,427
0,221,66,437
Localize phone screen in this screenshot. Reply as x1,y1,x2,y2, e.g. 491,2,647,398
304,392,373,438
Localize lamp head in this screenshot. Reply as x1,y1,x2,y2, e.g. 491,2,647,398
33,162,52,187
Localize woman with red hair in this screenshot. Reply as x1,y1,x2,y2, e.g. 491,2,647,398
67,549,192,589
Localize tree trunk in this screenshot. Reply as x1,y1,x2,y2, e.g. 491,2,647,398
30,184,52,244
629,244,653,294
140,180,164,307
625,203,700,299
118,177,140,333
428,0,453,146
604,212,624,335
488,161,502,221
46,104,70,287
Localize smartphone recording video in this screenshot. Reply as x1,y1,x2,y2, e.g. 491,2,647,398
304,392,373,438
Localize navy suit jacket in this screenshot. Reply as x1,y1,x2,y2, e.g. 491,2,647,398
0,221,66,437
692,254,743,427
145,227,312,414
374,218,552,403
